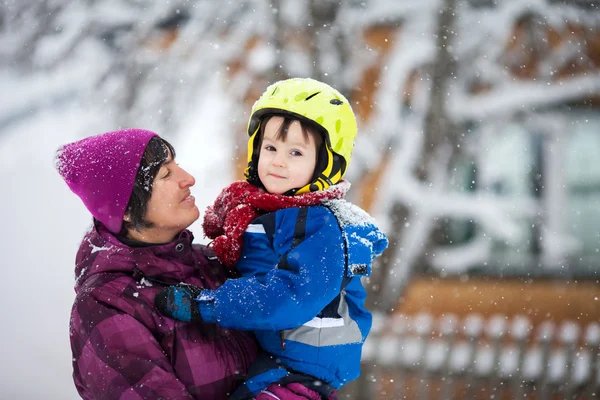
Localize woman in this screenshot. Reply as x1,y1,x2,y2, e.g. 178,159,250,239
57,128,257,399
58,129,328,399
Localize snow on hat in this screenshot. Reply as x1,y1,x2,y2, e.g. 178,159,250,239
55,128,158,233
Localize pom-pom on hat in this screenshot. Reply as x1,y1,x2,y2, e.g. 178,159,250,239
55,129,158,233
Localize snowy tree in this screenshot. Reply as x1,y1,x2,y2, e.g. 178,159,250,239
340,0,600,310
1,0,280,134
2,0,598,311
2,1,599,398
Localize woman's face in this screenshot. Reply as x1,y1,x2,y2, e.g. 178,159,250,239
127,155,199,243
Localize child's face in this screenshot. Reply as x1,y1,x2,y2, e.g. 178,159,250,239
257,116,317,194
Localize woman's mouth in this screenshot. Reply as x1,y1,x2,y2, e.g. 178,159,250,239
181,194,195,204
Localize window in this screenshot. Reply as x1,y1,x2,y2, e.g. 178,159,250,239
441,109,600,279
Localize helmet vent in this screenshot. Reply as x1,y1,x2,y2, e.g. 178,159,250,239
330,99,343,105
304,91,321,101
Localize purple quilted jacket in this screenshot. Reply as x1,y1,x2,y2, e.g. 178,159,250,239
70,222,258,400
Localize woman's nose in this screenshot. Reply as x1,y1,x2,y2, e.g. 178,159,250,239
178,166,195,188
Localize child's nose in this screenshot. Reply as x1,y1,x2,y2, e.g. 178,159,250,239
272,153,286,167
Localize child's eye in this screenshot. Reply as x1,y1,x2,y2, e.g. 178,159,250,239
290,150,303,156
264,145,276,152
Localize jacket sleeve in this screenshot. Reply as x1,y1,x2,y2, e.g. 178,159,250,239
71,294,194,400
197,206,345,330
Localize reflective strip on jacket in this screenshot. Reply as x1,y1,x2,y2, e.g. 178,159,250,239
196,203,388,392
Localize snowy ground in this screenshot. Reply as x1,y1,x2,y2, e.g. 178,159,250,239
0,79,234,398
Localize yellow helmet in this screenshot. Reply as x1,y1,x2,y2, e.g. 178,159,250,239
245,77,357,194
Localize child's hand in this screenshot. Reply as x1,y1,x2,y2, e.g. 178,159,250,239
256,383,334,400
155,283,204,322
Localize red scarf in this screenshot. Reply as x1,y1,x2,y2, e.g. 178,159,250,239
202,180,350,267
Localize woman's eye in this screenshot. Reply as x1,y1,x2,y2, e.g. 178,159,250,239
163,171,171,179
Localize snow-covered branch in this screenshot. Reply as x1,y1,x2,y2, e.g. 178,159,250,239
449,73,600,122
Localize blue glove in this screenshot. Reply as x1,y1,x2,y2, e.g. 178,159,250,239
155,283,204,322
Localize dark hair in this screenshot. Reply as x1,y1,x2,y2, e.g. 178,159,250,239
256,114,323,151
119,137,176,236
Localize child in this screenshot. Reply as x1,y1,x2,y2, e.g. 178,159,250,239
155,78,388,399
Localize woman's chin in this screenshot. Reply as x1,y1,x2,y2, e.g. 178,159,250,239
179,207,200,229
191,206,200,222
165,208,200,233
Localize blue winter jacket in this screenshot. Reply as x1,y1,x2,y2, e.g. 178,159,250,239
196,199,388,395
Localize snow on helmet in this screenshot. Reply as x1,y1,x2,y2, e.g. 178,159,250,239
245,77,357,194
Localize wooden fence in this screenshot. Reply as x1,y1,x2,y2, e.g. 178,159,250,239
353,313,600,399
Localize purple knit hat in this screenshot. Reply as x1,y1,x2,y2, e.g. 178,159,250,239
55,128,158,233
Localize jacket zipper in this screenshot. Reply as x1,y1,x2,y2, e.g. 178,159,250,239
280,330,286,350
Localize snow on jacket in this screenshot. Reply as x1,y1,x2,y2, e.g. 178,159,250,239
196,200,388,394
69,221,259,400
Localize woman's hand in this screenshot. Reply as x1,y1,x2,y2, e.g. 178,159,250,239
155,283,204,322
